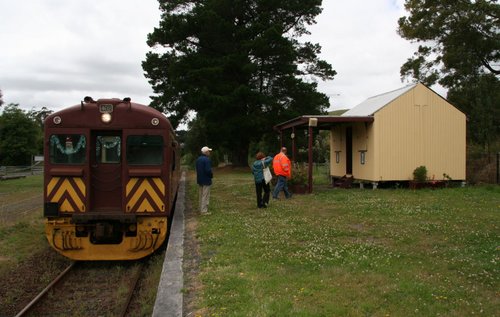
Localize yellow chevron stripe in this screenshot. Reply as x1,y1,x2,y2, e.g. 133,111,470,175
149,190,164,212
51,179,71,202
47,177,60,196
47,177,86,212
153,178,165,195
126,178,139,196
147,179,164,211
136,199,154,213
128,181,157,211
60,198,73,212
126,178,165,212
73,178,86,196
65,182,84,212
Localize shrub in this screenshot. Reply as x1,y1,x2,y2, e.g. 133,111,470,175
413,165,428,182
290,163,307,185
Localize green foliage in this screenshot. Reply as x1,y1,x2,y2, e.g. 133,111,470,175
143,0,336,164
398,0,500,149
313,130,330,163
413,165,428,182
0,104,40,165
27,106,52,129
447,74,500,151
398,0,499,86
289,162,307,185
248,140,275,166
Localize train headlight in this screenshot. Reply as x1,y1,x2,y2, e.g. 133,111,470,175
101,113,112,123
53,116,62,124
151,118,159,126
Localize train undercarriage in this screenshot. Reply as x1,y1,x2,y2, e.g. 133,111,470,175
45,215,168,260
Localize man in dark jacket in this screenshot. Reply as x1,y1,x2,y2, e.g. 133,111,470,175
196,146,213,213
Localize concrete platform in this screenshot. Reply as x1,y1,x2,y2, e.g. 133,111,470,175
152,172,186,317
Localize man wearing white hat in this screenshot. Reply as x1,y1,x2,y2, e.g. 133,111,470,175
196,146,213,213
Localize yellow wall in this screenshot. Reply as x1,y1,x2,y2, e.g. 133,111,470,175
374,84,466,181
330,125,346,177
351,122,374,180
330,83,466,182
330,122,374,179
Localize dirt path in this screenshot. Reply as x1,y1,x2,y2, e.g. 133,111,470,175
0,247,70,317
182,182,205,316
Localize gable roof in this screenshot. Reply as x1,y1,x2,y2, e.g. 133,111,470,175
342,83,418,117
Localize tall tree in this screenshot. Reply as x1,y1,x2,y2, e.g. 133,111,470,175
398,0,500,148
27,107,53,129
143,0,335,164
398,0,499,86
28,106,53,154
447,74,500,152
0,104,40,165
0,89,4,108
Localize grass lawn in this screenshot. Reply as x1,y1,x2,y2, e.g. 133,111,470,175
187,168,499,316
0,175,46,270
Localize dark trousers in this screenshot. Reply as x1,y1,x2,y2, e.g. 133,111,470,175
255,180,270,208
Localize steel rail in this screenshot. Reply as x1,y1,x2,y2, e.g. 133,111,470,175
14,261,77,317
119,262,144,317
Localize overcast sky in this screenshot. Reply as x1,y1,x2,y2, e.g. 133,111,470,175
0,0,442,116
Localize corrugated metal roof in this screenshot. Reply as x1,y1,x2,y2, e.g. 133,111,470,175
342,83,418,116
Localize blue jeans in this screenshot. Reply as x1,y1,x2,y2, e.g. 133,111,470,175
272,175,291,199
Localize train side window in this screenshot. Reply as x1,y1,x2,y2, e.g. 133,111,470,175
96,136,121,163
126,135,163,165
49,134,86,164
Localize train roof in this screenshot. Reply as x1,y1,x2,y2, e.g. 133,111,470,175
45,98,174,132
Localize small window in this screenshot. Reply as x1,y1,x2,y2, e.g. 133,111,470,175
335,151,341,164
360,151,367,165
127,135,163,165
50,134,86,164
96,136,121,163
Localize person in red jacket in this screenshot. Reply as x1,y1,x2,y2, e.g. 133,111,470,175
272,147,292,199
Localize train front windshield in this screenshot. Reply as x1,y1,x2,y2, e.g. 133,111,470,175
126,135,163,165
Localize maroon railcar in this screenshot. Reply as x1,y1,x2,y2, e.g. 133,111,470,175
43,97,180,260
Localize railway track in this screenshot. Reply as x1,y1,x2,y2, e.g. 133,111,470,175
14,260,145,317
120,262,145,317
14,261,76,317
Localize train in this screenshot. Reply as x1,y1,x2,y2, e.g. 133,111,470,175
43,97,180,260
